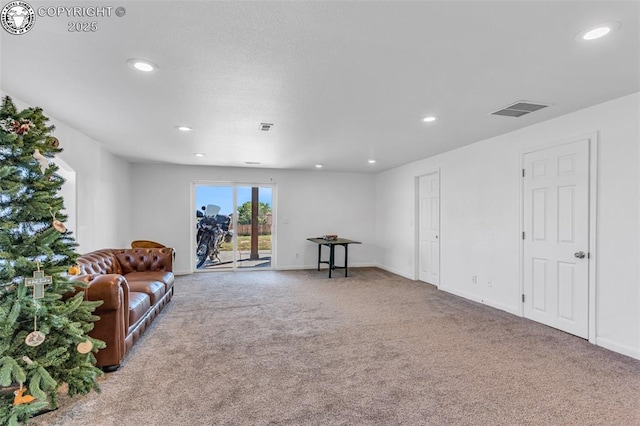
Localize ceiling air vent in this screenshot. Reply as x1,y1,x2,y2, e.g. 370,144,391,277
491,101,550,118
260,123,273,131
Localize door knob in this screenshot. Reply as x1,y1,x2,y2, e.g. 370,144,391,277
574,251,586,259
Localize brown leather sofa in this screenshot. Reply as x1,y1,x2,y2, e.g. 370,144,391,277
71,247,175,371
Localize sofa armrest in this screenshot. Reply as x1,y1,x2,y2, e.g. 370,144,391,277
70,273,129,368
71,273,128,311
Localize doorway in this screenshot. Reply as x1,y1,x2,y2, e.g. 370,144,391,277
522,136,596,339
193,183,275,271
417,171,440,286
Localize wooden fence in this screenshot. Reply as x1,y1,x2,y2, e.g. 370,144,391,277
234,224,272,236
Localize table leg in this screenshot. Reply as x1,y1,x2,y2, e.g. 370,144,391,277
317,244,321,271
344,244,349,277
329,244,335,278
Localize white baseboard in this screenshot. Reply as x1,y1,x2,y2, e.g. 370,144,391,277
275,265,309,271
276,262,376,271
372,263,415,280
178,264,379,274
596,337,640,360
438,285,520,316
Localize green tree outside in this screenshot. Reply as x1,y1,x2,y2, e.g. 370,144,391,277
236,201,271,225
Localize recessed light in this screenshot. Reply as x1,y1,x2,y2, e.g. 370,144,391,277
584,27,610,40
175,126,193,132
127,58,159,72
576,22,621,41
194,153,205,158
422,115,437,123
315,164,323,168
368,159,376,164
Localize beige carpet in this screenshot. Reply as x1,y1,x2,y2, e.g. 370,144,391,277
33,268,640,425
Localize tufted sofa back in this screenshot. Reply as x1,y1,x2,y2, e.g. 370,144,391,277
112,248,174,274
77,249,123,275
76,248,174,275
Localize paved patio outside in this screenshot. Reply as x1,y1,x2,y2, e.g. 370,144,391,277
197,249,272,270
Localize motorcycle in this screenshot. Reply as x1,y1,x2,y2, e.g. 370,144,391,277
195,204,233,268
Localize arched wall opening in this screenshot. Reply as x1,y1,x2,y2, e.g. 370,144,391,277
55,156,77,240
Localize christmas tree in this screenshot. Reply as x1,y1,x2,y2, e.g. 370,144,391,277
0,96,104,425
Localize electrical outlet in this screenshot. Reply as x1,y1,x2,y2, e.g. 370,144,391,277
487,280,492,288
471,275,477,284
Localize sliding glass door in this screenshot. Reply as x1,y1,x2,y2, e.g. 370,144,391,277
236,186,273,269
194,183,274,271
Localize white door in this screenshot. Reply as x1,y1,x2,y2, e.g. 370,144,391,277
419,172,440,285
523,139,590,338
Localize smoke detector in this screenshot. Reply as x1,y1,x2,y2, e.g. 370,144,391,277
491,101,550,118
260,123,274,131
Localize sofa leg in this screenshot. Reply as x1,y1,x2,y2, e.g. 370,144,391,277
102,364,120,373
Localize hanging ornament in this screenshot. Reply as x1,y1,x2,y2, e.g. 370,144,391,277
13,384,35,405
48,136,60,147
25,314,46,347
24,261,52,299
25,331,45,346
12,119,32,135
76,289,93,353
33,148,49,173
24,264,50,347
77,339,94,354
50,207,67,233
68,264,81,275
24,261,53,300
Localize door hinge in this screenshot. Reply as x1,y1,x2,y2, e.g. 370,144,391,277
522,231,525,240
588,252,591,259
522,294,525,303
522,168,525,177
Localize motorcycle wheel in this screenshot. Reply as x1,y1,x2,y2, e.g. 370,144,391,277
196,241,209,268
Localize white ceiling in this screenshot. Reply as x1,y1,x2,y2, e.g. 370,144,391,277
2,1,639,173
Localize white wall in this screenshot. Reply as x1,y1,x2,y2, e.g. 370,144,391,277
6,89,638,360
130,164,377,275
375,92,640,359
1,92,132,253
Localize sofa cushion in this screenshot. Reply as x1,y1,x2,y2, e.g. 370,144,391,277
125,271,174,292
128,280,166,305
128,292,151,332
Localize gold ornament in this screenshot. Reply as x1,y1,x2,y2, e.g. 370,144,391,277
68,265,81,275
13,385,35,406
48,136,60,147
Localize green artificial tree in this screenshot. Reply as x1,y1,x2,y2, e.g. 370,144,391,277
0,96,104,425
